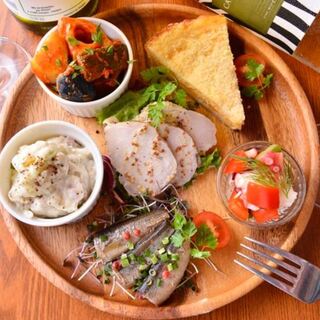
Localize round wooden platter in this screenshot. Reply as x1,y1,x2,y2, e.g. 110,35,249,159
0,4,319,319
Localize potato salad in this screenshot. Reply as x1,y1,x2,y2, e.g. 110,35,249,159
8,136,95,218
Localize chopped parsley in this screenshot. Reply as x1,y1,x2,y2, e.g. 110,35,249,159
67,36,79,46
85,48,94,55
92,24,103,45
194,224,218,250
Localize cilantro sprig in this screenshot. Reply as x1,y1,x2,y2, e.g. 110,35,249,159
170,211,217,260
240,58,273,100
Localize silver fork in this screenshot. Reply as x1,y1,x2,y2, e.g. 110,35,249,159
234,236,320,303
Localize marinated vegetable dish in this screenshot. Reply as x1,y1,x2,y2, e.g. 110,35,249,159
31,17,128,102
9,136,95,218
223,144,297,224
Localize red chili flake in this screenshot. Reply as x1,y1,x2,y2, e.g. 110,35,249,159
133,228,141,237
122,230,131,240
112,260,121,271
162,269,170,279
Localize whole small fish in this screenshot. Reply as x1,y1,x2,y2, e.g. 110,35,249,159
137,240,190,306
93,209,169,263
117,221,174,288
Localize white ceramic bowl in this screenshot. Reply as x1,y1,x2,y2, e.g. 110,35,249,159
35,17,133,117
0,121,104,227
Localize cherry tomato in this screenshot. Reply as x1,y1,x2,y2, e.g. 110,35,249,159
247,182,280,209
224,150,248,174
234,53,266,87
228,190,249,221
252,208,279,223
193,211,231,249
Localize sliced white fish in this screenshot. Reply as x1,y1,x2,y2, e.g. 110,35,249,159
104,120,177,196
136,101,217,154
157,123,199,186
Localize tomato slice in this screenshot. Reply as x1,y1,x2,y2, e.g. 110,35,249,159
234,53,266,87
228,191,249,221
224,150,248,174
252,208,279,223
193,211,231,249
247,182,280,209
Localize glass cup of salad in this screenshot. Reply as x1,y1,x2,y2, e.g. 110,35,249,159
217,141,306,229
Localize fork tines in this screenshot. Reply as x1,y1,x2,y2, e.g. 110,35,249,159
234,236,302,294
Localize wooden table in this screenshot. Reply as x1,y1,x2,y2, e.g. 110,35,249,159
0,1,319,319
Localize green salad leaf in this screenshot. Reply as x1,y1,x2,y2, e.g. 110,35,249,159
96,66,189,124
196,149,222,174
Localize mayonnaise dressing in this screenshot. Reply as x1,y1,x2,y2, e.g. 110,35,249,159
9,136,95,218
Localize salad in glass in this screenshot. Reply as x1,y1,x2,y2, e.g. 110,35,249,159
217,141,306,228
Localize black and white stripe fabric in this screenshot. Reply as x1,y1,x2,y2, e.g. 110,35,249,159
199,0,319,54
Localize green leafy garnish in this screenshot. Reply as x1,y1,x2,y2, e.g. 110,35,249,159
190,248,210,259
99,234,108,242
196,149,222,174
240,58,273,100
279,159,294,197
85,48,94,55
148,102,165,127
92,24,103,45
67,36,79,46
106,45,114,54
55,58,62,67
195,224,218,250
96,66,191,124
244,59,265,81
171,211,197,248
140,66,170,83
174,88,187,107
171,231,185,248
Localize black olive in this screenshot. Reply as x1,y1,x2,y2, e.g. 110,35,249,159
56,73,96,102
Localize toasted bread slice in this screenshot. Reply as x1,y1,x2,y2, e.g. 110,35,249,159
145,15,245,130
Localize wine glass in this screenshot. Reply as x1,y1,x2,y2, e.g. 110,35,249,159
0,37,30,109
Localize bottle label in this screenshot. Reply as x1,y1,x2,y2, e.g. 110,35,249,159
4,0,90,22
200,0,319,54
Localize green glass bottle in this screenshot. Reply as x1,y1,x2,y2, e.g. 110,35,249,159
4,0,99,34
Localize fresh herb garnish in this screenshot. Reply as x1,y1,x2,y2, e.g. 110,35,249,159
241,58,273,100
190,248,210,259
173,88,187,107
106,45,114,54
244,59,264,81
67,36,79,46
55,58,62,67
279,159,294,197
171,211,197,248
92,24,103,45
140,66,170,83
195,224,218,250
85,48,94,55
96,66,190,124
196,149,222,174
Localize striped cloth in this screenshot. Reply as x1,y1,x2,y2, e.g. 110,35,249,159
200,0,319,54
